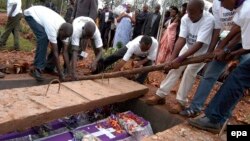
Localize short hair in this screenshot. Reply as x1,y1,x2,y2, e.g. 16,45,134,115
188,0,205,11
182,3,188,8
60,23,73,36
171,6,179,13
83,21,96,37
141,36,152,45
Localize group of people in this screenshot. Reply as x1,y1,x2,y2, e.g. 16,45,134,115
0,0,250,134
145,0,250,133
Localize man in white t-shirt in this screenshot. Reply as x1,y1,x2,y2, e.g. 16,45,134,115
188,0,250,133
96,35,158,84
71,16,103,79
145,0,214,113
0,0,22,51
180,0,250,117
24,6,73,81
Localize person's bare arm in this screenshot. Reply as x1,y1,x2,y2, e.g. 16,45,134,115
91,47,103,72
62,42,71,76
207,29,220,53
8,3,17,20
113,60,126,71
50,43,64,80
134,58,149,68
169,37,186,61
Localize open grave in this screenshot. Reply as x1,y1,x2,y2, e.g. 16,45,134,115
0,75,225,141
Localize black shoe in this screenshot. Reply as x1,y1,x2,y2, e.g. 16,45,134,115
0,72,5,78
14,47,20,51
188,116,222,133
30,69,44,82
180,108,200,117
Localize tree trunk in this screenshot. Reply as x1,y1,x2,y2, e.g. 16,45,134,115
77,53,214,80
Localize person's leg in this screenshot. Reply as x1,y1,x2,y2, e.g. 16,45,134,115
205,58,250,123
188,58,250,133
188,61,227,112
156,65,187,98
0,16,16,46
104,27,110,48
25,16,49,71
12,13,22,50
97,46,128,73
176,62,205,105
135,60,152,84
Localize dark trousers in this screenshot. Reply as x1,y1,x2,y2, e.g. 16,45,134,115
109,29,115,47
205,58,250,124
25,16,49,70
100,24,110,48
98,47,152,84
0,13,22,48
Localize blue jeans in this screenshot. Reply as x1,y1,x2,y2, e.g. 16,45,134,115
25,16,49,70
190,44,250,112
205,58,250,123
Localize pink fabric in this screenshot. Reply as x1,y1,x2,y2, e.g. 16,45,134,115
156,22,178,64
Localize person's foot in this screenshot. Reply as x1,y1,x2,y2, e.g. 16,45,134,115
14,46,20,51
188,116,222,134
0,71,5,78
43,67,58,76
180,108,200,117
0,44,6,50
145,95,166,105
168,101,185,114
30,68,44,82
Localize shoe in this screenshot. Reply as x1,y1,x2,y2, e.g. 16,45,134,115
0,72,5,78
180,108,200,117
14,47,20,51
43,67,58,76
145,95,165,105
188,116,222,134
167,101,185,114
30,68,44,82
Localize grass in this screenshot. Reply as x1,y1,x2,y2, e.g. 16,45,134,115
0,26,34,52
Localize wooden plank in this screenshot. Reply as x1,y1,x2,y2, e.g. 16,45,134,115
0,77,148,134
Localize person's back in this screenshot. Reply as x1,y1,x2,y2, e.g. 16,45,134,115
72,0,98,20
24,6,65,43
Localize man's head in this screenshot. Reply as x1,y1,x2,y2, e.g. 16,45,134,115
181,3,188,15
143,4,149,12
219,0,237,11
82,21,96,39
139,36,152,52
70,0,74,5
187,0,204,22
170,6,179,17
155,4,161,13
126,4,132,13
104,5,109,12
58,23,73,40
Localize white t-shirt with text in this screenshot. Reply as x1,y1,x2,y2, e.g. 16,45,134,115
24,6,67,44
233,0,250,50
72,16,103,48
179,11,214,53
213,0,236,31
123,36,159,61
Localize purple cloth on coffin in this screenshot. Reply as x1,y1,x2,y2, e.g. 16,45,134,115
0,120,65,140
41,119,131,141
41,111,149,141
